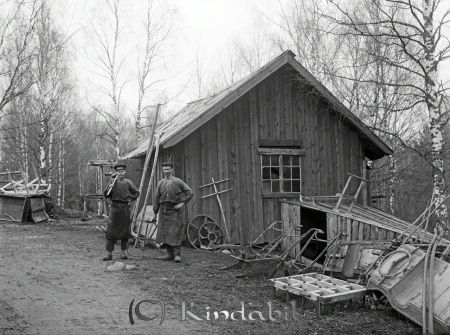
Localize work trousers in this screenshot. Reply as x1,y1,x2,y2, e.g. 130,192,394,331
106,239,128,252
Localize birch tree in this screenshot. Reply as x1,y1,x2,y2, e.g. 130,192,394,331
268,0,342,84
135,0,172,144
0,0,40,115
31,1,70,183
90,0,125,158
327,0,450,228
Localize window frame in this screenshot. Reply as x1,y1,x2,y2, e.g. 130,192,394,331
259,148,304,196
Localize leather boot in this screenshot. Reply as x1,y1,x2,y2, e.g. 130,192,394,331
174,246,181,263
120,250,128,260
155,246,174,261
103,252,113,261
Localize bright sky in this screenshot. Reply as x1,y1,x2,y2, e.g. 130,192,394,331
53,0,449,120
52,0,277,119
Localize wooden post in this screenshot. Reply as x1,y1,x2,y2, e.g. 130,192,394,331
211,177,231,243
82,195,87,220
335,175,352,210
100,166,104,215
348,180,366,213
134,135,161,247
131,104,161,226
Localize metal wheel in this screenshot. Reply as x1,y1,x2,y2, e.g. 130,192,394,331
198,218,224,249
187,215,220,249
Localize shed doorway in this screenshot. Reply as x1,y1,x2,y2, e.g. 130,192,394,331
300,207,328,262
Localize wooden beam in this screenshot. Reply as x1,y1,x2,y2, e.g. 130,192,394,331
257,148,305,155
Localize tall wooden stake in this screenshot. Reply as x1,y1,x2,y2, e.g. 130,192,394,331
131,104,161,226
134,134,161,247
211,177,231,243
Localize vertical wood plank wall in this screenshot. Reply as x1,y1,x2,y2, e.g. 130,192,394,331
147,64,367,244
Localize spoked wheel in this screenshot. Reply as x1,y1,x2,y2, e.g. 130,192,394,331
187,215,221,249
198,219,224,249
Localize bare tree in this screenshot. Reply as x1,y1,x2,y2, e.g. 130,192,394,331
135,0,172,144
327,0,450,229
266,0,342,84
90,0,125,158
0,0,41,115
31,1,71,183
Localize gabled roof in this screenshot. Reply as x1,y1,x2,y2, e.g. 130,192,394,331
121,50,392,160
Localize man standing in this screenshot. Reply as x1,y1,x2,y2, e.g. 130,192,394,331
103,161,140,261
153,161,193,262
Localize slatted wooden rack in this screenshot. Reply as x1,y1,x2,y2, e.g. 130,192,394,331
271,273,367,318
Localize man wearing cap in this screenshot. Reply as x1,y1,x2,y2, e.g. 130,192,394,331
153,161,193,262
103,161,140,261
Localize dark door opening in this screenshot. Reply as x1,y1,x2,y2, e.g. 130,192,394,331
300,207,328,263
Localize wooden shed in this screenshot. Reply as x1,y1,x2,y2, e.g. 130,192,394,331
122,50,393,245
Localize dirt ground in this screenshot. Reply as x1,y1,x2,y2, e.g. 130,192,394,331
0,218,421,335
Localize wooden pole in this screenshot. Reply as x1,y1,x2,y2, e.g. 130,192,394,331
335,175,353,210
134,134,161,246
100,166,104,215
211,177,231,243
131,104,161,226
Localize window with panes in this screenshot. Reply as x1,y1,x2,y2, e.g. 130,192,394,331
261,152,302,194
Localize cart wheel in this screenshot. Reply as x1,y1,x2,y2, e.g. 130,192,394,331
198,219,224,249
187,214,217,249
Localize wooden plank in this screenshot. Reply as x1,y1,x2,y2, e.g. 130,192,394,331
209,119,221,222
316,100,324,196
346,218,352,242
274,71,282,139
327,213,332,241
364,223,371,240
241,94,253,241
330,214,338,239
249,86,264,242
234,100,249,244
278,70,286,140
311,95,320,195
335,117,345,192
304,94,314,195
328,112,338,194
258,77,268,140
258,139,301,147
216,112,231,238
387,230,395,241
266,75,274,140
293,204,301,256
226,103,240,243
291,83,301,146
379,228,387,241
322,103,333,195
358,221,364,241
283,69,293,139
200,126,210,216
257,148,305,155
352,220,359,240
281,203,290,251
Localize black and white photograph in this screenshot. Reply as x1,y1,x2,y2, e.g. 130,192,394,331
0,0,449,334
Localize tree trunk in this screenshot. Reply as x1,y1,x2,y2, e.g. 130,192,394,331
389,155,396,215
57,130,64,207
48,129,53,186
39,118,46,181
422,0,447,230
